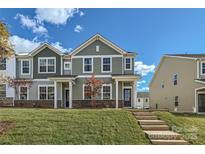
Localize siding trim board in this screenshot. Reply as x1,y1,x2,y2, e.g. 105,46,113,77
72,55,123,58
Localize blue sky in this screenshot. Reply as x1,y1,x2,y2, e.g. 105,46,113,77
1,8,205,91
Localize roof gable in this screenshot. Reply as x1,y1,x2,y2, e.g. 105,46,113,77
70,34,127,56
29,43,63,56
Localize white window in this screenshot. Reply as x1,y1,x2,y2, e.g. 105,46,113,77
201,62,205,75
0,58,6,70
83,84,92,100
39,86,54,100
38,58,56,73
125,57,132,70
19,86,28,100
102,57,112,72
173,74,177,85
83,58,93,73
64,61,71,70
0,84,6,98
21,60,30,75
96,45,100,52
102,84,112,100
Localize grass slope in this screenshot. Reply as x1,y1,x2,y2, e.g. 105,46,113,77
0,109,149,145
154,111,205,145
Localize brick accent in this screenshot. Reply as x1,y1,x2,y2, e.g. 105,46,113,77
14,100,62,108
72,100,124,108
0,97,13,107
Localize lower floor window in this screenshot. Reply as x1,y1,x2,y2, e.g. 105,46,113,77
19,86,28,100
84,85,92,100
102,84,112,100
0,84,6,98
39,86,54,100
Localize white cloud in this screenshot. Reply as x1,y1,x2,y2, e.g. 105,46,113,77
79,11,84,16
135,61,155,76
15,14,47,35
10,35,41,53
10,35,71,54
137,80,146,87
35,8,79,25
51,42,71,53
138,87,149,92
74,25,83,33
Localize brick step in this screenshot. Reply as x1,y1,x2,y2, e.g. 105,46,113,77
133,112,153,116
141,125,169,131
138,120,166,125
144,131,182,140
151,139,188,145
135,116,158,120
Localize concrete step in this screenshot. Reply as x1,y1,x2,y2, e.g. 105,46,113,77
138,120,166,125
133,112,153,116
151,139,188,145
144,131,182,140
135,116,158,120
141,125,169,131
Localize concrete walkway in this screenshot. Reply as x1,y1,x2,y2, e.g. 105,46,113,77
132,111,188,145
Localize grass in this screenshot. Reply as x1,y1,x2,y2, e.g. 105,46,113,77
0,108,149,145
154,111,205,144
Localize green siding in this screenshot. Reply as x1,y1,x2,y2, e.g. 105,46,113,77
72,57,123,75
75,40,121,56
33,47,61,79
72,78,122,100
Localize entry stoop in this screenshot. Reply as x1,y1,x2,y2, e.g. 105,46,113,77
131,110,189,145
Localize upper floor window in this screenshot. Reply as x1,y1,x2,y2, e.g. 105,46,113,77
83,84,92,100
96,45,100,52
21,60,30,75
19,86,28,100
102,57,111,72
39,86,54,100
0,84,6,98
102,84,112,100
0,58,6,70
38,57,56,73
64,61,71,70
125,57,132,70
83,58,93,73
173,74,177,85
201,62,205,75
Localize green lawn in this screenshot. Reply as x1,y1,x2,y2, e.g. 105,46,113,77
0,108,149,145
154,111,205,145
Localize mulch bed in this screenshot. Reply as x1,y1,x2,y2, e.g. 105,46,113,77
0,121,15,134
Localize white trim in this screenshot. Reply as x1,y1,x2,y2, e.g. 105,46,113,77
61,56,63,75
18,86,29,100
72,55,123,58
21,59,30,75
96,45,100,52
197,60,199,78
78,75,112,78
38,57,56,74
33,79,50,81
83,57,93,73
101,57,112,73
200,61,205,75
69,81,72,108
30,43,63,56
31,58,33,78
101,84,112,100
38,84,55,100
124,57,132,70
194,80,205,84
64,61,71,70
164,55,198,60
54,81,57,109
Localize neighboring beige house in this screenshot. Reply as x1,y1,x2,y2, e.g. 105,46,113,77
150,54,205,113
136,92,149,109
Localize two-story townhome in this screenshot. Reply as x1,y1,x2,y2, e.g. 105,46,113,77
4,34,138,108
150,54,205,113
